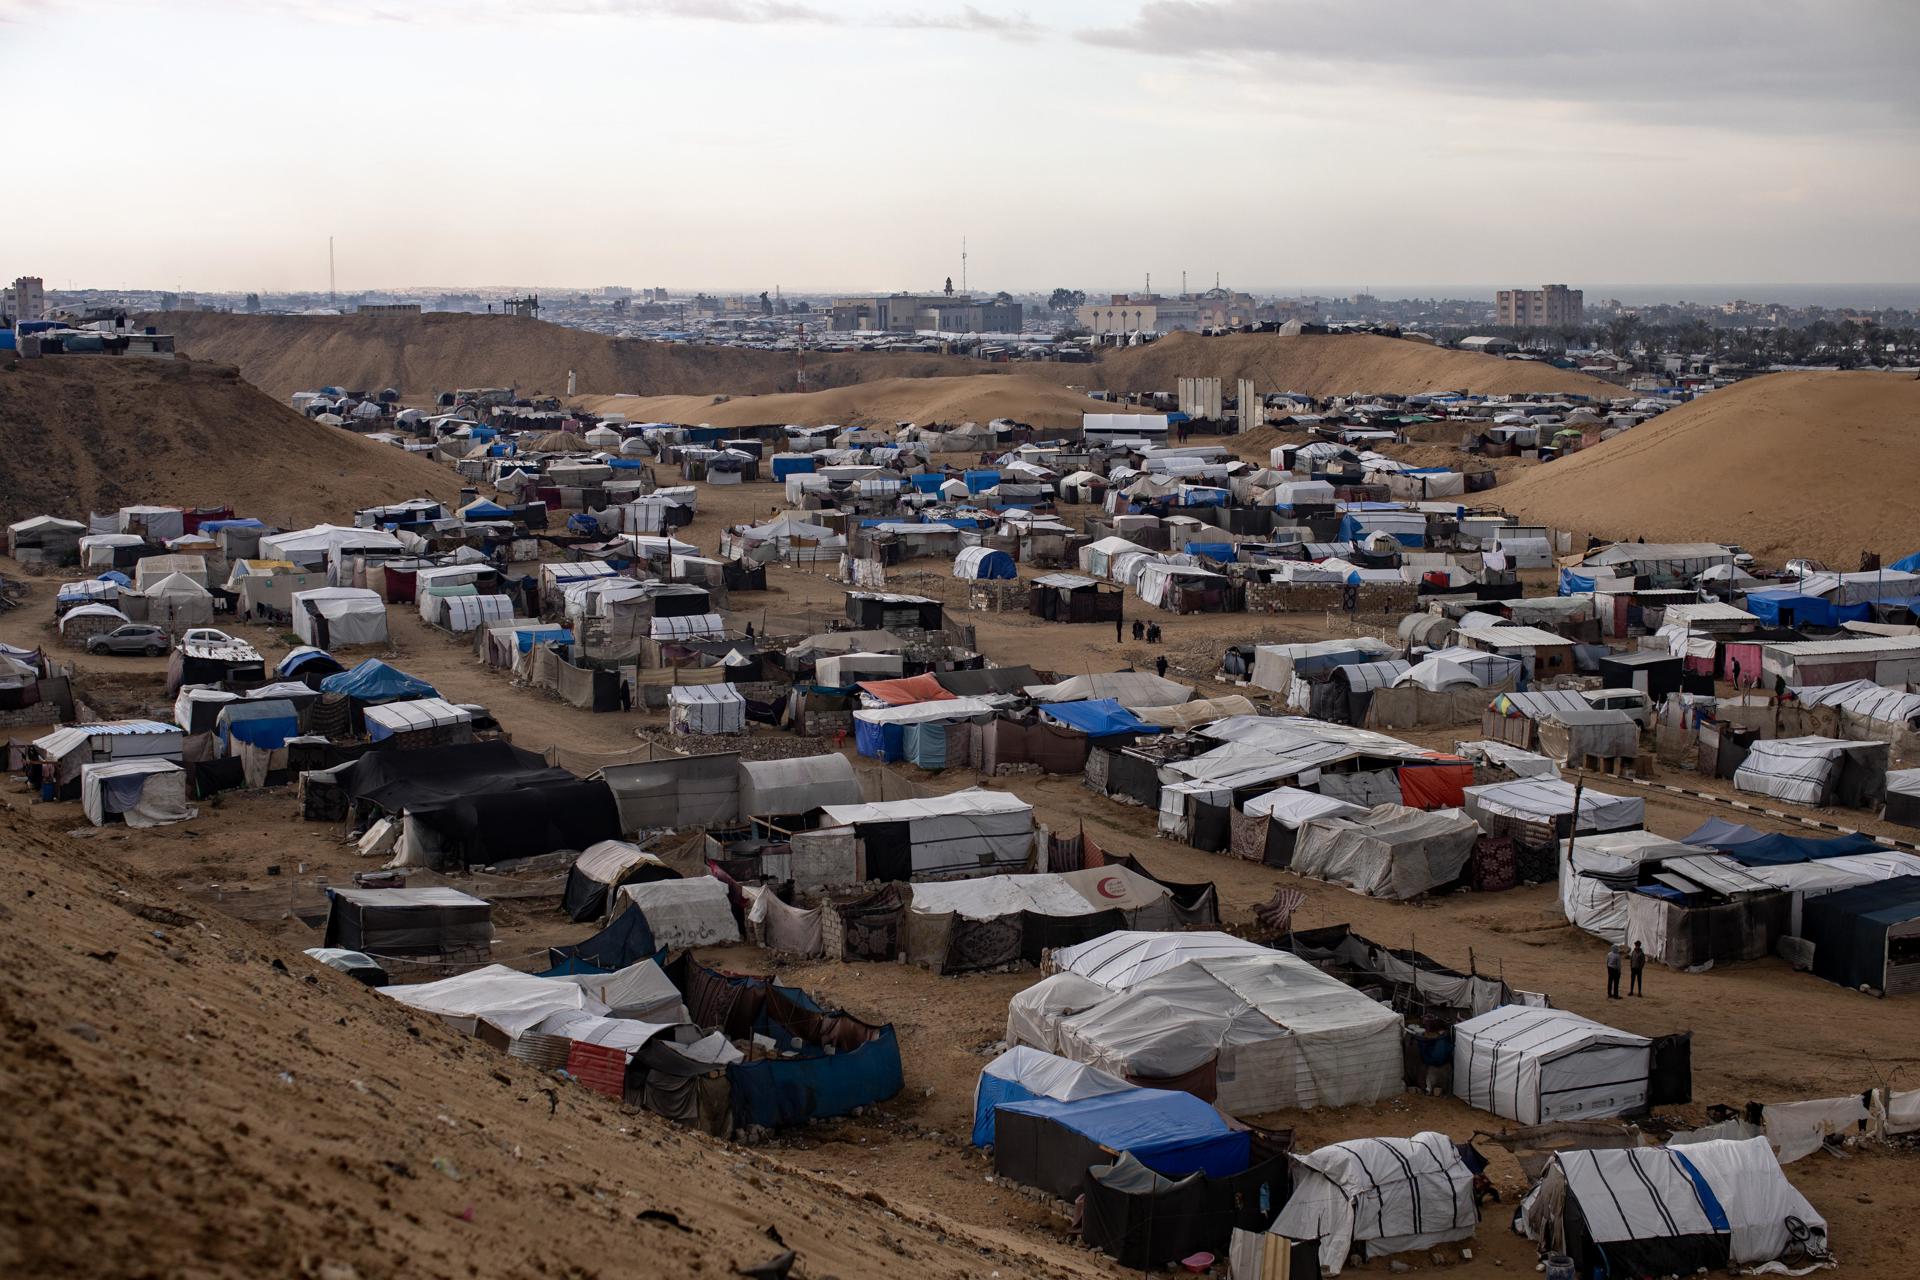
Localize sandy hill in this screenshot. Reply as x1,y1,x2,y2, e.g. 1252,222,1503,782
153,311,983,402
1083,331,1622,398
575,373,1143,430
0,356,458,526
0,805,1097,1280
1495,371,1920,565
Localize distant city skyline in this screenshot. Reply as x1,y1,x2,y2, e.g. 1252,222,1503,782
5,1,1913,292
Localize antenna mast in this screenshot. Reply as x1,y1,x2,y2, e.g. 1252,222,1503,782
962,237,968,294
328,236,336,306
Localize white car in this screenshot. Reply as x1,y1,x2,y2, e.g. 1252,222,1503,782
181,628,240,647
1582,688,1654,732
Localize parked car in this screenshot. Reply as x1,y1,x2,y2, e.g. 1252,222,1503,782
86,624,171,656
1582,687,1654,732
181,628,240,647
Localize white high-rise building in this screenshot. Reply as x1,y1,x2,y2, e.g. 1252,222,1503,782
5,276,46,323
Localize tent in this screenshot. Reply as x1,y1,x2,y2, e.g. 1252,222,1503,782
79,760,195,828
364,697,472,744
33,720,184,789
562,839,678,922
1518,1137,1827,1278
668,683,746,735
1269,1132,1478,1275
1048,930,1272,990
1025,672,1192,709
1289,803,1481,899
595,754,742,831
143,572,215,631
903,865,1188,974
616,876,741,949
1798,874,1920,993
1559,830,1700,944
1462,778,1643,836
1017,946,1403,1116
1733,736,1889,808
818,790,1034,882
1454,1006,1652,1124
292,587,389,648
214,699,299,753
320,658,438,703
323,887,494,957
1038,699,1162,739
1242,787,1368,867
970,1046,1131,1147
953,546,1017,580
737,754,860,818
991,1086,1249,1200
1535,708,1640,764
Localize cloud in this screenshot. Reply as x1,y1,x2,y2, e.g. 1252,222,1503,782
224,0,1041,36
1079,0,1920,132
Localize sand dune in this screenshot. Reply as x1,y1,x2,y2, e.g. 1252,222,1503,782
575,373,1145,430
154,312,983,402
1495,371,1920,565
0,357,458,526
1081,331,1622,398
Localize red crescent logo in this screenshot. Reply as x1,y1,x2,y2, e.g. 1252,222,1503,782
1096,876,1125,899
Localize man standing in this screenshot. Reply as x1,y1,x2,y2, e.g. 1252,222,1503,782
1605,944,1622,999
1131,619,1145,642
1155,654,1169,679
1629,942,1646,996
1115,613,1124,643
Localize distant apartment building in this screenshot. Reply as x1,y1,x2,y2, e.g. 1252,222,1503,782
1496,284,1583,327
829,292,1021,333
358,302,422,316
1077,287,1265,336
4,275,47,323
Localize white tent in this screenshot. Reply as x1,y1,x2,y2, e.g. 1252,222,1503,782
737,753,860,816
80,759,196,828
1733,736,1884,807
381,963,611,1038
667,683,746,735
819,789,1034,880
1559,830,1698,943
1454,1005,1652,1124
1031,950,1403,1115
1290,804,1482,899
291,587,388,648
1023,671,1192,709
1264,1132,1478,1275
617,876,741,948
1518,1137,1827,1272
1048,930,1272,990
143,572,215,630
1461,778,1644,833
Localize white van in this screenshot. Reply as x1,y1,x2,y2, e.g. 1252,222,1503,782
1582,688,1653,731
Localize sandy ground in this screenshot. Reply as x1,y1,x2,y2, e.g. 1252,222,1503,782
8,452,1920,1276
573,374,1154,431
1496,371,1920,565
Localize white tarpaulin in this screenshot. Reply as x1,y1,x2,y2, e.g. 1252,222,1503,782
1272,1132,1478,1275
1454,1005,1651,1124
1733,737,1855,806
79,759,196,828
737,753,860,816
617,877,740,949
1462,778,1644,832
820,789,1034,879
1290,804,1481,899
380,964,609,1038
1045,951,1404,1116
1048,930,1271,990
1560,830,1697,943
908,865,1172,922
291,587,388,647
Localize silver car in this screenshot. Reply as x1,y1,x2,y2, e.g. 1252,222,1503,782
85,624,171,656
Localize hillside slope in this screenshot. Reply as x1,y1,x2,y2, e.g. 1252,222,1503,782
0,357,458,526
0,802,1100,1280
575,373,1144,430
1496,371,1920,565
1083,331,1621,398
155,312,984,402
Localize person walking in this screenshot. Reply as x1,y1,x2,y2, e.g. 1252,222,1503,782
1605,944,1622,999
1146,622,1162,645
1131,619,1145,642
1155,654,1169,679
1115,614,1124,643
1629,942,1646,996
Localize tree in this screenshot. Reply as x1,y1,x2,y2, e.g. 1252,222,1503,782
1048,288,1087,312
759,291,772,316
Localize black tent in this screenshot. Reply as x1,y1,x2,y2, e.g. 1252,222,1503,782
547,907,658,972
1082,1152,1296,1272
1801,874,1920,993
323,887,493,956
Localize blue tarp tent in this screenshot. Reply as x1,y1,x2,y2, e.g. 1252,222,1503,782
320,658,438,702
902,720,950,769
278,646,343,679
964,469,1002,494
1892,550,1920,575
909,472,945,493
459,499,512,520
1040,699,1161,738
515,626,573,652
1742,589,1870,629
1186,542,1237,562
1681,818,1887,866
954,547,1017,580
196,518,268,535
995,1088,1249,1180
731,1028,905,1129
771,454,817,480
1800,874,1920,990
1559,568,1598,595
854,718,905,762
215,699,299,752
545,909,658,972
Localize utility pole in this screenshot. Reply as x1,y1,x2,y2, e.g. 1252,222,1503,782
961,237,968,294
328,235,336,307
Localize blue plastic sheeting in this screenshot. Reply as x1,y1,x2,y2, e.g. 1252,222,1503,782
217,701,298,751
319,658,439,702
1040,699,1161,738
730,1027,905,1130
516,627,573,653
1681,818,1886,866
994,1089,1250,1180
908,471,945,493
546,910,658,972
1893,550,1920,575
536,956,614,977
1632,883,1689,902
278,647,340,677
903,720,949,769
855,718,905,762
1179,488,1229,508
1670,1151,1733,1233
1559,569,1597,595
98,570,134,586
1186,542,1237,562
772,456,817,480
1335,514,1426,547
196,518,268,533
960,549,1017,579
460,500,512,519
964,469,1003,493
1742,590,1870,629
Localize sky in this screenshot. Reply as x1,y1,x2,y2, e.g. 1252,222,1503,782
4,0,1918,296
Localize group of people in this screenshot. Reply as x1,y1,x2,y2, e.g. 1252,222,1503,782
1116,616,1172,679
1605,942,1647,997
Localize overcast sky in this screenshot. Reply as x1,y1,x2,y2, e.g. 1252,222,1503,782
5,0,1916,294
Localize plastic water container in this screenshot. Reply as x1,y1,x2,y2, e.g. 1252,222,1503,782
1544,1254,1575,1280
